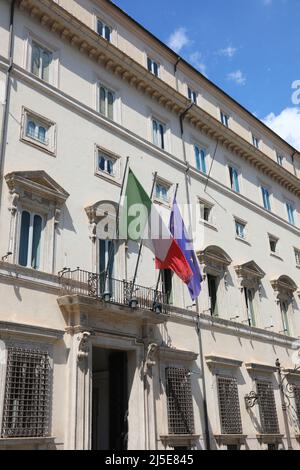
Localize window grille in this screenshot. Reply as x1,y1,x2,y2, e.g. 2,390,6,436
1,347,51,438
256,380,279,434
166,367,194,435
217,376,243,434
293,385,300,425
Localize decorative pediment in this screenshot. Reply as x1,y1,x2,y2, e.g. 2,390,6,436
235,260,265,280
5,171,69,205
198,245,232,268
271,275,297,295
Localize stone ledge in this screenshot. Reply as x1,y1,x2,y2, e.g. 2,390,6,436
160,434,200,448
0,437,56,450
256,434,284,444
206,355,243,369
214,434,247,445
0,320,64,342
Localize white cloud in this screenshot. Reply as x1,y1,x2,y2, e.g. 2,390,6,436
263,0,272,5
227,70,246,85
263,107,300,151
219,46,237,58
167,27,190,53
189,51,207,76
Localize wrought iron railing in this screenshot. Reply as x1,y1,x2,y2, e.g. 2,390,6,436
58,268,170,314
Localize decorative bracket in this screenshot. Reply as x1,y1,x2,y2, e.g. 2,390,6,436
77,331,91,366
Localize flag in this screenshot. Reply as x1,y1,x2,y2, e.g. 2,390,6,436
120,169,192,283
169,196,202,300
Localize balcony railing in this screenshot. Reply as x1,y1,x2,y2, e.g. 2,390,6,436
58,268,170,314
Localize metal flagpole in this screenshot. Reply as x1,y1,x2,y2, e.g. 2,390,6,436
130,171,158,299
104,156,130,282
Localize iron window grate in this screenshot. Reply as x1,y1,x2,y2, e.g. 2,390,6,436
217,376,243,435
1,347,51,438
166,367,194,435
293,385,300,425
256,380,279,434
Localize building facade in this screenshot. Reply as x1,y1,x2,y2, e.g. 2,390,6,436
0,0,300,450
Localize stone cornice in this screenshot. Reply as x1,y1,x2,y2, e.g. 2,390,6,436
0,320,64,342
205,355,243,369
17,0,300,197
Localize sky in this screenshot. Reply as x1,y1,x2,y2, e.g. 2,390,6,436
112,0,300,150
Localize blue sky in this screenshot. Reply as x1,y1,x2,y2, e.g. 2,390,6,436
112,0,300,150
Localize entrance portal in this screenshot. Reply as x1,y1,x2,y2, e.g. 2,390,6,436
92,348,128,450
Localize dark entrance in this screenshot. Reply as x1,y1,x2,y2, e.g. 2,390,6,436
92,348,128,450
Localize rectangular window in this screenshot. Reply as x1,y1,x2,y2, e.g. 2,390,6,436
293,385,300,426
165,367,194,435
217,376,243,435
261,187,271,211
199,201,212,223
295,248,300,266
229,166,240,192
280,299,290,336
18,211,43,270
194,145,207,174
277,154,284,166
188,87,197,104
97,19,111,41
152,118,165,149
286,202,295,225
155,182,169,202
1,346,51,438
235,220,246,239
252,135,260,149
256,380,279,434
220,111,229,127
147,57,159,77
99,85,115,120
244,287,256,327
31,42,53,82
207,274,218,317
97,151,116,176
269,235,278,253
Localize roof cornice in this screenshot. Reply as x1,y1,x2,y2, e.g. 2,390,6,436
18,0,300,196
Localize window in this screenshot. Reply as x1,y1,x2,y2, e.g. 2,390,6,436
99,85,115,120
199,200,212,223
18,211,43,270
21,108,56,154
277,154,284,166
207,274,218,317
155,182,169,202
235,220,246,239
261,187,271,211
97,19,111,41
99,239,115,295
252,134,260,149
194,145,207,174
217,376,243,435
31,41,52,82
161,269,173,304
269,235,278,253
147,57,159,77
256,380,279,435
244,287,256,327
229,166,240,193
220,111,229,127
97,151,116,177
286,202,295,225
152,118,165,149
1,346,51,438
295,248,300,266
165,367,194,435
280,299,290,336
293,385,300,426
188,87,197,104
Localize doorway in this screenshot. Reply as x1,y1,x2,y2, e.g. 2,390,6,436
92,348,128,450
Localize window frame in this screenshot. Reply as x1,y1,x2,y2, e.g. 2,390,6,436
26,34,59,87
294,248,300,266
261,186,272,212
20,107,56,155
198,198,214,225
235,219,246,240
220,110,230,128
152,117,167,150
252,134,260,149
188,87,197,104
154,177,171,204
147,56,160,77
228,164,240,193
268,234,279,254
276,153,284,166
194,144,207,174
98,83,116,121
286,200,296,225
96,17,112,42
18,210,44,271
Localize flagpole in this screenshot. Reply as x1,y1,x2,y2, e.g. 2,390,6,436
104,156,130,282
153,183,179,306
130,171,158,298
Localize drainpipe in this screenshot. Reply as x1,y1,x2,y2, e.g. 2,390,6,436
0,0,16,209
179,106,211,450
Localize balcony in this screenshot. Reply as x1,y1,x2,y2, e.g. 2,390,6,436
58,268,170,317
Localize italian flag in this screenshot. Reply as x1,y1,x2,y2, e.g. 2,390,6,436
120,169,192,283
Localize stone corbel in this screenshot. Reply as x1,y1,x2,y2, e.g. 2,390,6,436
8,191,19,215
143,342,158,376
77,331,91,367
54,207,62,227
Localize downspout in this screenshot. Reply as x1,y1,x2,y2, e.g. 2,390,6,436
179,106,211,450
0,0,16,209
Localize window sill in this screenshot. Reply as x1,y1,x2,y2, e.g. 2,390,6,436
20,136,56,156
0,437,55,449
256,434,284,444
235,236,251,246
270,252,283,261
214,434,247,446
200,219,218,231
160,434,200,448
95,170,121,187
153,197,170,208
